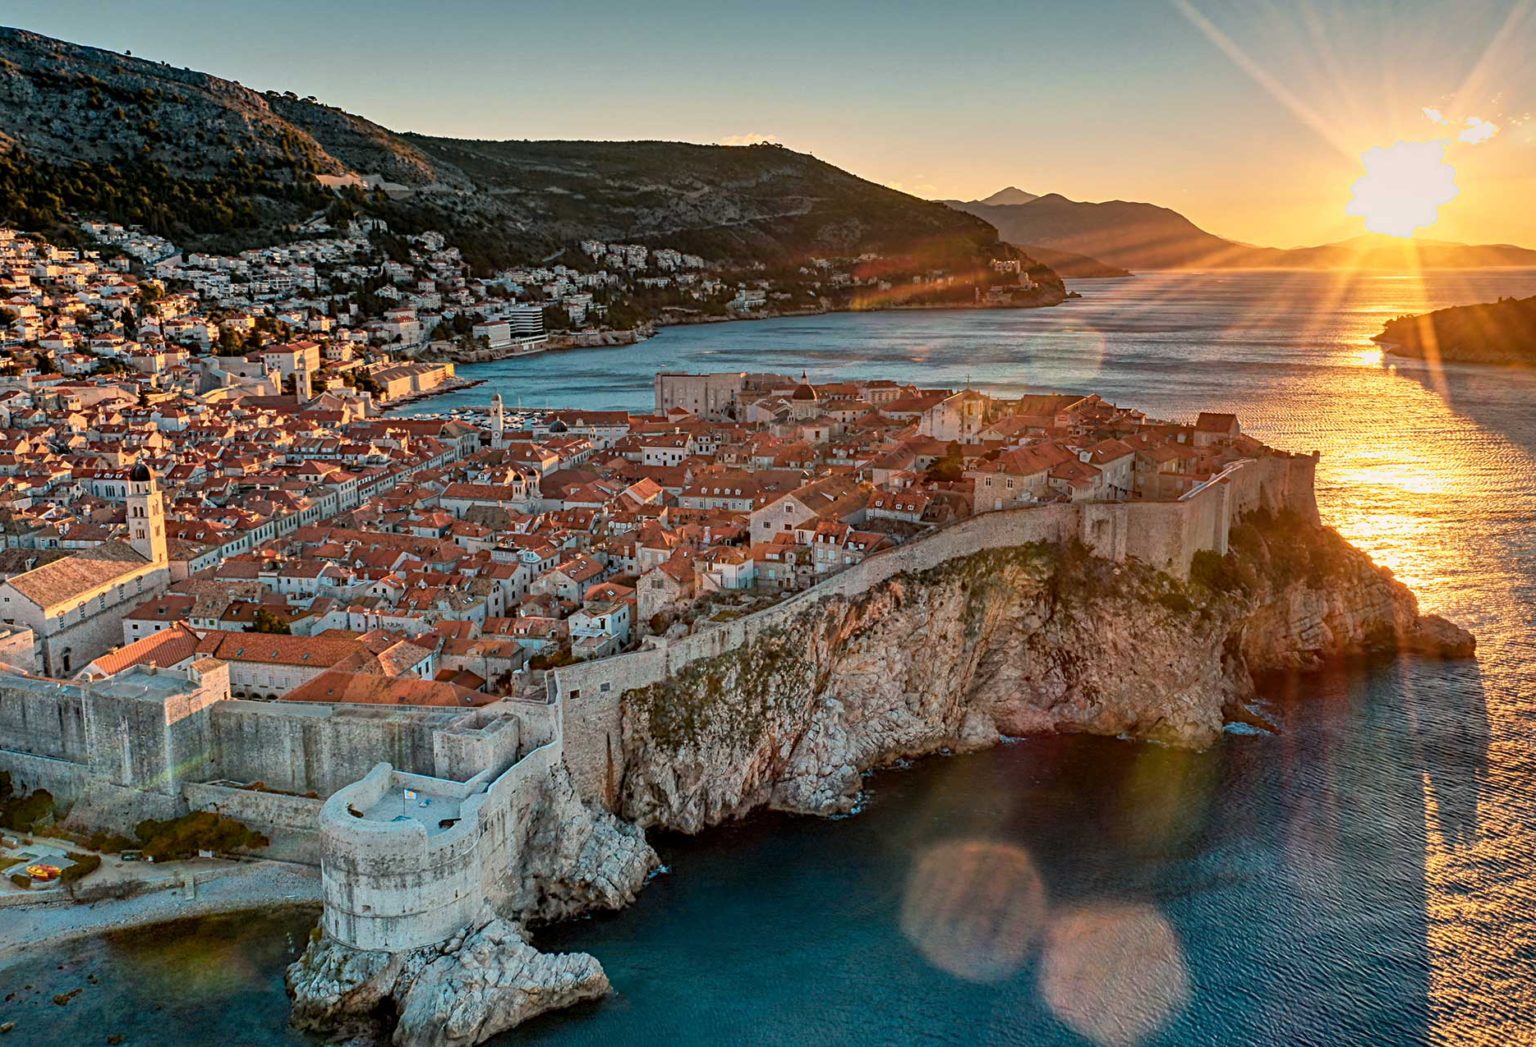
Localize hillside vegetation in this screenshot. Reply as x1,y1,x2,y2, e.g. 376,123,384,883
0,26,1039,285
1375,295,1536,366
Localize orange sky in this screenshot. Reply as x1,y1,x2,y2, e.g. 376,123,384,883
8,0,1535,249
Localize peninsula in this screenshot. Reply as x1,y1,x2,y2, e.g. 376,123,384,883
1375,295,1536,367
0,346,1472,1043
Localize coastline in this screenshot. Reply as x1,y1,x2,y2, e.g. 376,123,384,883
0,859,320,963
385,291,1080,412
378,376,485,413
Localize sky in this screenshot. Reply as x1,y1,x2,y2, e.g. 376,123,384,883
5,0,1535,249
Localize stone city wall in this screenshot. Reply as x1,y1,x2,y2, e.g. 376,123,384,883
183,781,326,836
208,702,452,797
0,748,93,804
0,661,229,807
553,457,1318,804
318,737,561,952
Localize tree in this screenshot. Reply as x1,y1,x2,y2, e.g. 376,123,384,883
248,608,291,635
926,442,966,483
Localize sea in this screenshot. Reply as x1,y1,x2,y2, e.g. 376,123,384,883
3,269,1534,1046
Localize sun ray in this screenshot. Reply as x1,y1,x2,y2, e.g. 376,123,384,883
1170,0,1360,161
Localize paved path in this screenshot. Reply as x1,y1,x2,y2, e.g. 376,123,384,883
0,859,321,960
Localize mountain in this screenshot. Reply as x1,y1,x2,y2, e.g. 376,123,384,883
950,192,1257,270
1273,236,1536,271
1374,295,1536,367
937,190,1131,277
1006,244,1130,279
0,26,1059,296
948,190,1536,271
978,186,1038,206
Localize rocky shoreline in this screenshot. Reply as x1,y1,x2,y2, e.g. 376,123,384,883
282,511,1470,1044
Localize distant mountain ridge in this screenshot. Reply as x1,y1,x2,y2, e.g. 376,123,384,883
0,26,1056,289
947,189,1536,272
978,186,1038,206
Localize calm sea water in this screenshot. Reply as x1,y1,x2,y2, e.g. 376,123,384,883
5,270,1535,1046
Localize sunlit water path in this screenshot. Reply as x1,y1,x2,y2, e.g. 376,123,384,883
3,270,1534,1045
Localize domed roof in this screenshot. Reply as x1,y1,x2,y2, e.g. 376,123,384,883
791,370,818,402
130,463,153,482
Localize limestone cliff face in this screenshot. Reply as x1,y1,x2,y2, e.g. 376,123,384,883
288,911,608,1047
503,758,659,922
617,517,1473,833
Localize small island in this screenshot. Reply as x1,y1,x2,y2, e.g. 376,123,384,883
1375,294,1536,366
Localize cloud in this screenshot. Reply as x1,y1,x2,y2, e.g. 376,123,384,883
718,132,779,146
1458,116,1500,144
1423,105,1501,145
887,177,939,198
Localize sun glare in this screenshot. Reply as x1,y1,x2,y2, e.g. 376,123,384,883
1346,141,1459,238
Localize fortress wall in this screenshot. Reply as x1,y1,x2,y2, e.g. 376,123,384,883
184,782,325,834
553,505,1079,804
1222,453,1321,522
319,739,563,952
558,649,663,804
0,677,89,764
553,491,1259,807
0,748,93,804
319,764,474,953
431,711,521,783
209,703,448,797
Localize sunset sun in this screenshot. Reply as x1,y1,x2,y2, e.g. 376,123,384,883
1346,140,1460,239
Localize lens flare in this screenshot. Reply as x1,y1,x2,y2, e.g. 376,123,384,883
1346,141,1459,238
1039,903,1190,1046
899,840,1047,983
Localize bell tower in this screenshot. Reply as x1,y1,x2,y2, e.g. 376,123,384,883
127,463,167,566
491,392,506,447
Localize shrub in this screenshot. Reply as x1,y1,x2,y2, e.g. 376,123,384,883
133,812,269,861
9,872,29,889
0,786,55,833
1190,550,1253,595
60,852,101,885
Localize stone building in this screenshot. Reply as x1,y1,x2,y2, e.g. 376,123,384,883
0,464,170,675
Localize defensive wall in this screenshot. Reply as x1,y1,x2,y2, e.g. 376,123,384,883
0,659,230,812
317,711,562,952
553,452,1318,805
184,781,327,835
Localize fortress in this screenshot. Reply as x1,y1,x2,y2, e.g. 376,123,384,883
0,448,1316,956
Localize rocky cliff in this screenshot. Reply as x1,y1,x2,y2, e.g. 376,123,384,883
615,512,1473,832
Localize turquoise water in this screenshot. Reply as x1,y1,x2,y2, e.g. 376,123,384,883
5,269,1536,1045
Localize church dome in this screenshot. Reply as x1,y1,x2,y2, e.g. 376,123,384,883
130,463,153,482
791,370,818,402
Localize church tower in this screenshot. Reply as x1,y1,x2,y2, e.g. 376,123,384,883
295,364,313,403
127,463,167,566
491,392,506,447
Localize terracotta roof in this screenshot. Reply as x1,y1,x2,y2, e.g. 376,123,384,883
86,623,201,677
3,541,151,609
196,632,369,669
280,670,493,707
